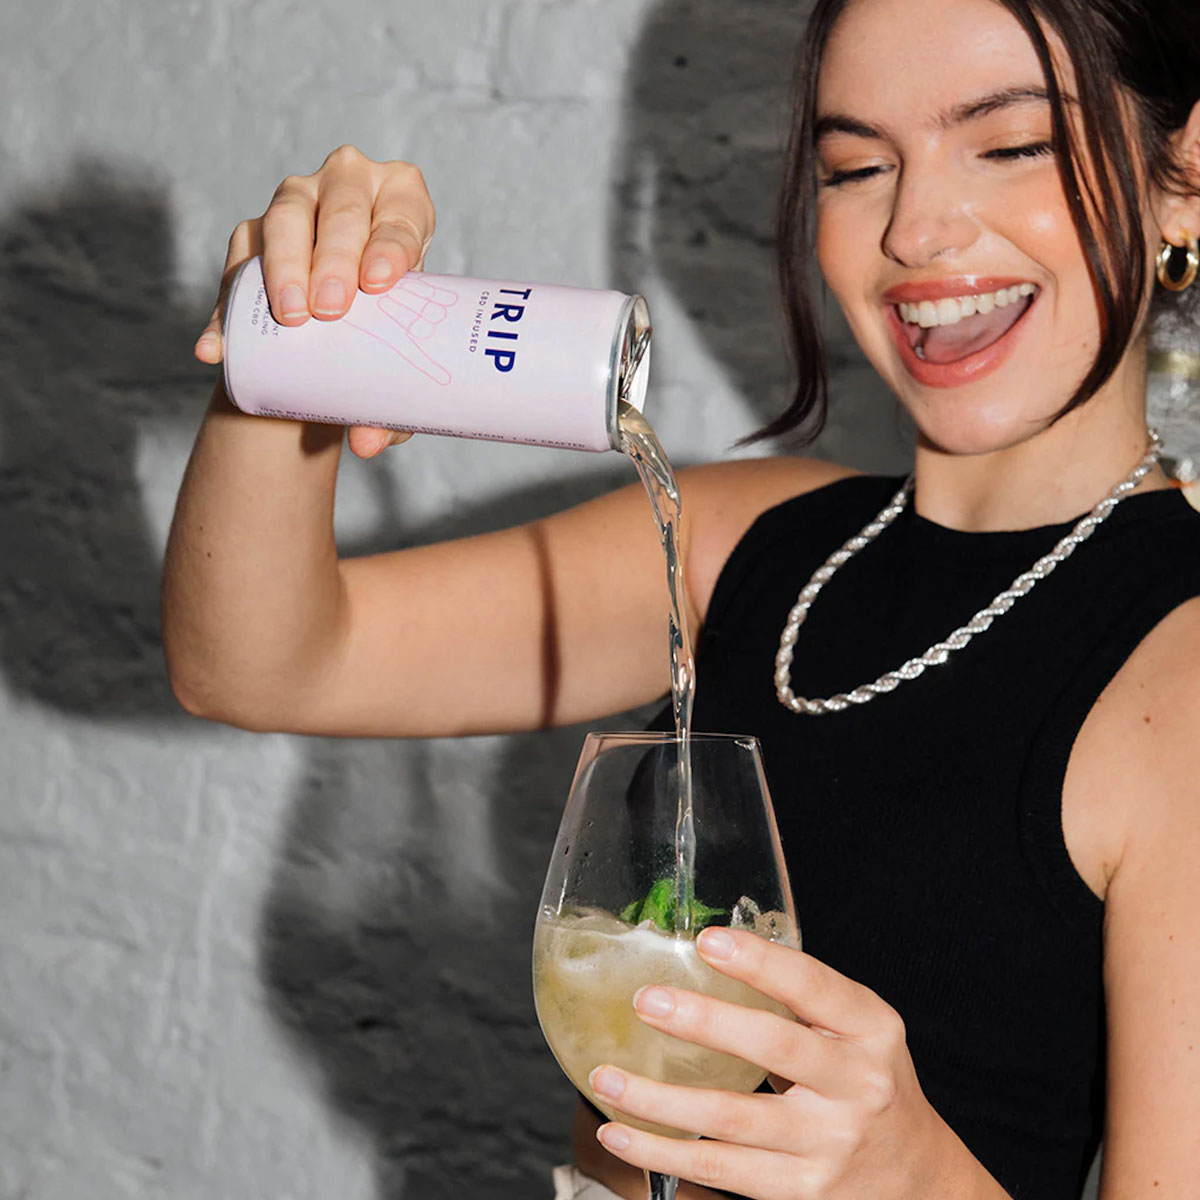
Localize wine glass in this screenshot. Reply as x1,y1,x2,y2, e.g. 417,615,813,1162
533,732,799,1200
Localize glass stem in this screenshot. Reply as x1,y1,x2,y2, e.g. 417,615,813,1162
646,1170,679,1200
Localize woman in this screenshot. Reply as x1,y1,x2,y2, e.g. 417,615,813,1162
164,0,1200,1196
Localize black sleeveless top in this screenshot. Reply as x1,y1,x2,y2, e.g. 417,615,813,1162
649,475,1200,1200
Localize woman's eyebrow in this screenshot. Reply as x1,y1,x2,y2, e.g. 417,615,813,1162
815,85,1062,142
939,84,1056,128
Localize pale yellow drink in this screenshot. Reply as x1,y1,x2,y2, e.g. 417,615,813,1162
533,908,794,1138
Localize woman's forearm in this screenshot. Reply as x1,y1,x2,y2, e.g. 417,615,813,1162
162,384,348,729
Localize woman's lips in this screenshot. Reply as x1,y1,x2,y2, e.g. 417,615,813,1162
882,276,1032,304
884,284,1041,388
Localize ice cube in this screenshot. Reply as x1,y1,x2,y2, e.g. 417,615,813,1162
753,909,800,948
729,896,761,930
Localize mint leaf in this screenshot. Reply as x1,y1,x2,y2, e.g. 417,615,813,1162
621,878,726,933
640,879,675,931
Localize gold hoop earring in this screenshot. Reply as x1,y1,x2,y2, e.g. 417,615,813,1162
1156,237,1200,292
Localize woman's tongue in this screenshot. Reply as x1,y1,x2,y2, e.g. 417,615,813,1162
911,297,1030,365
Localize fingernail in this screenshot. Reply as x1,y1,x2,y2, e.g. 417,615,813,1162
314,278,346,314
634,986,675,1019
589,1067,625,1101
598,1124,631,1152
280,285,308,317
699,927,736,960
363,257,391,285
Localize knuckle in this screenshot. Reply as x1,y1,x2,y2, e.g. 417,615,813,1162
710,1100,753,1144
779,1021,809,1067
325,143,364,169
259,204,294,236
320,199,370,224
387,159,425,189
375,214,425,246
273,174,307,200
831,1114,861,1154
799,1159,835,1197
690,1146,726,1189
881,1007,907,1047
860,1066,897,1114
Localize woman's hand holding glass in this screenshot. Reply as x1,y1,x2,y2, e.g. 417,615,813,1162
590,930,999,1200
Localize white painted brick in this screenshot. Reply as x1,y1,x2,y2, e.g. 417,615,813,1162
0,0,1123,1198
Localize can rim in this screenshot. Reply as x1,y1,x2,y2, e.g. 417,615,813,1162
605,292,652,450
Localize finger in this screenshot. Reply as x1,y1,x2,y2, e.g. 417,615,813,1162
596,1122,820,1199
194,302,224,363
348,426,413,458
260,173,319,325
195,219,262,362
306,149,378,320
697,927,888,1040
359,217,427,290
359,161,436,289
589,1067,814,1155
631,985,851,1099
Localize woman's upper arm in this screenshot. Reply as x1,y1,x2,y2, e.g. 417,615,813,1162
1095,600,1200,1197
275,454,847,739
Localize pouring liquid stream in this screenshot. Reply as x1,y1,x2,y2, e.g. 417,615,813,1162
617,401,698,936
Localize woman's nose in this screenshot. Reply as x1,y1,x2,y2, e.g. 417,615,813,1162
882,166,979,268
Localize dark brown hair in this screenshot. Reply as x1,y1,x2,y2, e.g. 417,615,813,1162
757,0,1200,445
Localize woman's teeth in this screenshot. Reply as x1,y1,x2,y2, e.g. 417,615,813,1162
897,283,1037,328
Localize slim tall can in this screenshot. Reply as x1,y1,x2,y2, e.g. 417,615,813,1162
222,256,652,452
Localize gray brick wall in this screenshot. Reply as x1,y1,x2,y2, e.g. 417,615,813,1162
5,1,1195,1196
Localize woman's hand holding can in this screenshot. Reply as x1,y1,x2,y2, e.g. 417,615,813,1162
193,144,437,458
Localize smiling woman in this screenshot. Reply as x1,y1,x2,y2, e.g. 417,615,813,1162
766,0,1200,459
162,0,1200,1198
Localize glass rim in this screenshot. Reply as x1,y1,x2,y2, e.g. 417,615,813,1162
582,730,762,751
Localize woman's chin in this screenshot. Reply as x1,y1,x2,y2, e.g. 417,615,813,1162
903,404,1056,459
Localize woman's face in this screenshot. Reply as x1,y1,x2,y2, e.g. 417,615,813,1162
814,0,1143,456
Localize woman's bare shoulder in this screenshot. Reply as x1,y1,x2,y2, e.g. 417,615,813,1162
678,456,861,623
1069,594,1200,1195
1072,593,1200,849
1064,593,1200,898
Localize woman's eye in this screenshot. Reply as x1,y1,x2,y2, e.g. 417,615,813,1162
820,164,887,188
982,141,1055,162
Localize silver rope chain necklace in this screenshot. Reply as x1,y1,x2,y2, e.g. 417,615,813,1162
774,431,1163,716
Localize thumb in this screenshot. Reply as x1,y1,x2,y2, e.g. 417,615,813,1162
348,426,414,458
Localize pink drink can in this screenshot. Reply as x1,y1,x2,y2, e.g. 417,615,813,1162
222,256,651,452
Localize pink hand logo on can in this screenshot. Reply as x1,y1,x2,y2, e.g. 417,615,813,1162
344,276,459,386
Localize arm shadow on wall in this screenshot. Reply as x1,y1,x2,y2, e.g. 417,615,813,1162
0,160,626,1195
0,162,211,721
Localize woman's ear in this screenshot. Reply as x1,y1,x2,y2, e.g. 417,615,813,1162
1156,97,1200,244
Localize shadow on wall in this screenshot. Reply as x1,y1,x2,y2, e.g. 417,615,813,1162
0,160,625,1198
260,727,598,1199
0,163,209,719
